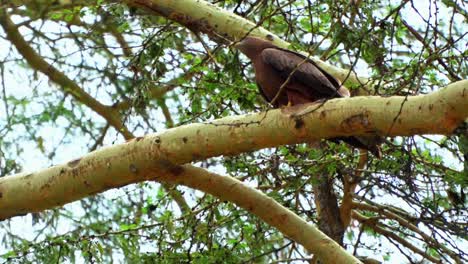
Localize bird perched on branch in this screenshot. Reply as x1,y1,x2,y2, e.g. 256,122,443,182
235,36,382,158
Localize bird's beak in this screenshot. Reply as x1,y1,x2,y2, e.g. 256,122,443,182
233,39,246,52
233,40,243,48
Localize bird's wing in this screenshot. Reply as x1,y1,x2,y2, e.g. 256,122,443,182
256,81,271,103
261,48,344,98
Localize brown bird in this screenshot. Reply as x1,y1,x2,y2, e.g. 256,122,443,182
236,36,382,158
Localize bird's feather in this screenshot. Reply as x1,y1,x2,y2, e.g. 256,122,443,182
236,37,382,157
261,48,344,98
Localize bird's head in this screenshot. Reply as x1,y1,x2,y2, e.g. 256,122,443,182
235,36,276,60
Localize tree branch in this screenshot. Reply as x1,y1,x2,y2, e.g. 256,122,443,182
353,211,442,263
0,81,466,220
1,162,362,262
126,0,366,87
7,0,369,87
164,166,361,263
0,9,133,139
0,8,194,213
340,151,368,228
353,202,461,263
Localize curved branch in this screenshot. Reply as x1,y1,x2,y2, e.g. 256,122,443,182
126,0,365,87
0,10,133,139
9,0,367,86
164,166,361,263
0,165,362,262
0,80,465,261
0,81,466,219
0,9,192,213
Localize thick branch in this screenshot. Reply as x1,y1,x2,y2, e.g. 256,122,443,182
0,81,465,262
8,0,368,87
0,9,194,213
0,82,466,219
126,0,365,86
163,166,361,263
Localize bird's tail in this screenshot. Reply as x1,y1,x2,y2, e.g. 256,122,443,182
329,135,383,158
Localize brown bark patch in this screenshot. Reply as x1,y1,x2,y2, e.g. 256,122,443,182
340,113,370,132
40,183,51,191
154,137,161,144
280,103,311,116
168,12,215,37
277,213,289,224
319,111,327,119
129,164,138,174
68,158,81,168
169,165,184,176
83,180,91,187
294,118,304,129
22,173,33,179
158,159,184,176
265,34,275,41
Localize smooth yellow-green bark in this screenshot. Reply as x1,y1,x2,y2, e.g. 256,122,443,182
164,166,362,264
1,80,466,220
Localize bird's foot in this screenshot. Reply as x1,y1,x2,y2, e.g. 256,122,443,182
312,98,327,104
279,101,293,109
